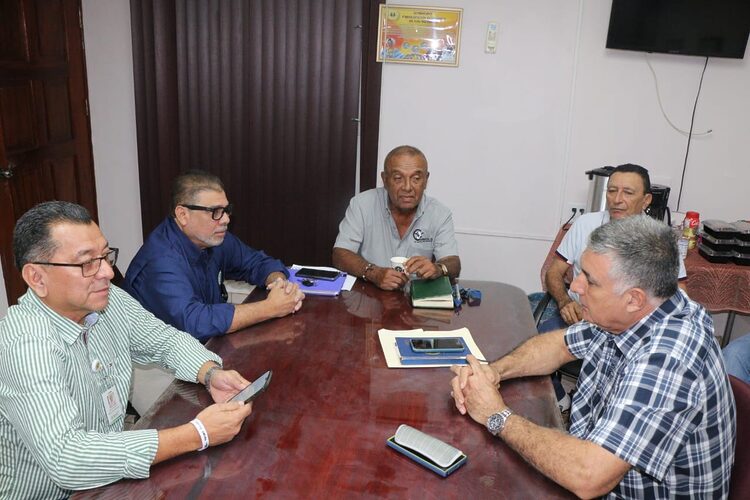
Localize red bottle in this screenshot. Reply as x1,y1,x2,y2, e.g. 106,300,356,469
682,211,700,250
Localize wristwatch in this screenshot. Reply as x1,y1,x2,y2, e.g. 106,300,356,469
204,364,221,390
438,262,448,277
362,263,374,281
486,408,513,436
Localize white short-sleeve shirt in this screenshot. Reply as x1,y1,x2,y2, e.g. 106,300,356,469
557,211,686,302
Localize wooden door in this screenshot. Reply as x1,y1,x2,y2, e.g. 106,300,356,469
0,0,97,304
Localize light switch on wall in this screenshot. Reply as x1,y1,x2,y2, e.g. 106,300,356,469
486,21,498,54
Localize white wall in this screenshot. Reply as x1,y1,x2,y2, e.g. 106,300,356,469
0,260,7,314
378,0,750,294
81,0,143,273
565,1,750,223
379,0,580,292
1,0,749,335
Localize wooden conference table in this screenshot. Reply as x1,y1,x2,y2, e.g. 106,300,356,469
77,280,571,499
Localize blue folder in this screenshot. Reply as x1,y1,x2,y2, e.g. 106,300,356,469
395,337,471,365
288,268,346,296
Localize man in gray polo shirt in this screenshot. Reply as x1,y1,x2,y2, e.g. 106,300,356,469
332,145,460,290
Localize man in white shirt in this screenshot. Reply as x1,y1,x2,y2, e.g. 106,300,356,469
541,164,686,333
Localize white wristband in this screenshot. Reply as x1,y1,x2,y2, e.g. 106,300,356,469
190,418,209,451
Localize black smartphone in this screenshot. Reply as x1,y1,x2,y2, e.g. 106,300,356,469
228,370,272,403
295,268,341,281
410,338,465,353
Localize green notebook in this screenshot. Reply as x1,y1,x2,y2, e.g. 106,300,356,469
410,276,454,309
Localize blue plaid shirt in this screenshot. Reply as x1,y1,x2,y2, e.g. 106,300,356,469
565,289,736,498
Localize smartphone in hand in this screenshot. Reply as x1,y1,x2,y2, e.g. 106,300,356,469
228,370,273,403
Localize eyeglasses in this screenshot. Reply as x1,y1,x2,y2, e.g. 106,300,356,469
32,248,119,278
180,204,233,220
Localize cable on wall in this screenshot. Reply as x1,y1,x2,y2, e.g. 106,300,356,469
676,56,710,212
645,54,712,137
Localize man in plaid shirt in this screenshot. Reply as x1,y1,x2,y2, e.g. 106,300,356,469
451,215,736,498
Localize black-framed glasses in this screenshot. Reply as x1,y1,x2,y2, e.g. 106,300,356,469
32,248,119,278
180,204,233,220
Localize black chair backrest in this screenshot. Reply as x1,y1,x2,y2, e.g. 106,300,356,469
729,375,750,497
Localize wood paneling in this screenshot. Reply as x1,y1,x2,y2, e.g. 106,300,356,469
44,78,73,142
0,1,28,61
0,0,97,304
0,82,37,152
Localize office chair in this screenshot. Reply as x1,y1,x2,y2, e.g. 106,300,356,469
533,223,582,381
729,375,750,497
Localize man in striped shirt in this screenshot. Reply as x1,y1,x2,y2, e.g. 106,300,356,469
0,201,253,499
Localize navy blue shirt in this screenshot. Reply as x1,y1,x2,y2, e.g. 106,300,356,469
123,217,288,341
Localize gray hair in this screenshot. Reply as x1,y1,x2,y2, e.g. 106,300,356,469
588,215,678,300
171,170,225,213
13,201,93,270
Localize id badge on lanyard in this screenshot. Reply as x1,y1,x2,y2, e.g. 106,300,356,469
91,358,124,425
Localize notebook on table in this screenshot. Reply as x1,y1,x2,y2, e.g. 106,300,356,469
410,276,454,309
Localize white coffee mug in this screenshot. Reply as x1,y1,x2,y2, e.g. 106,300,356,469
390,256,408,273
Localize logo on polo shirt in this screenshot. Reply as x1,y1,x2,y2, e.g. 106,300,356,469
412,229,433,243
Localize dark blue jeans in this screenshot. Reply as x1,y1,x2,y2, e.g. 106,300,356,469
528,292,569,401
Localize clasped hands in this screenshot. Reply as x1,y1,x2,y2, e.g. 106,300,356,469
450,355,506,425
373,256,443,291
266,276,305,315
559,299,583,325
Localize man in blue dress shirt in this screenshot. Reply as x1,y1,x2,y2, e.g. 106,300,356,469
124,171,304,341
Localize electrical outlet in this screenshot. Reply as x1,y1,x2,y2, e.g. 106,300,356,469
561,203,586,225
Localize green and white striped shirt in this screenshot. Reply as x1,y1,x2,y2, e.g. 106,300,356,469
0,286,221,499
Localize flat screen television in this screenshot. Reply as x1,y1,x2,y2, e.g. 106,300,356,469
606,0,750,59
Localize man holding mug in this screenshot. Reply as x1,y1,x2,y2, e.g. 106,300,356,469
332,145,461,290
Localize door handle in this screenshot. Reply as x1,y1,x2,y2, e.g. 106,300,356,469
0,162,14,178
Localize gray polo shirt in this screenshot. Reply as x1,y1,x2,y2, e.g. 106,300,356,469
334,187,459,267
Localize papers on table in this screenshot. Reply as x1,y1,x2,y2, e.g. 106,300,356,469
377,327,487,368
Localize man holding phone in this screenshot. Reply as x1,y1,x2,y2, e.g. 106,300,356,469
0,201,255,498
124,170,305,342
332,145,461,290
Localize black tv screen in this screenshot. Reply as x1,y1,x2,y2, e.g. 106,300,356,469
606,0,750,59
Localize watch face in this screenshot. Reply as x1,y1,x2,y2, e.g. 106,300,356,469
487,413,503,435
487,409,511,436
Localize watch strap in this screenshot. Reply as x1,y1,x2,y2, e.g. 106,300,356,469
486,408,513,436
362,263,374,281
438,262,449,277
204,364,221,390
